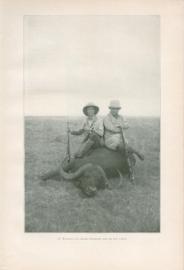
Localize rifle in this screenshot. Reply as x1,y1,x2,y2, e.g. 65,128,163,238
66,119,71,162
119,127,135,183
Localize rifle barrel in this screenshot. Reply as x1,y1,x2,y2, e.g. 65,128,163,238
66,120,71,162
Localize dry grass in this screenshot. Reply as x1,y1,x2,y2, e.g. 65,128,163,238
25,116,160,232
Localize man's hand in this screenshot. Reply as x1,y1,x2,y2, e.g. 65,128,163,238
116,124,129,131
116,125,122,133
70,129,84,136
68,128,75,135
70,130,75,135
68,128,74,134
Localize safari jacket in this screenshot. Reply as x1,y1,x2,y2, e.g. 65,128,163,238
71,116,104,141
103,113,129,150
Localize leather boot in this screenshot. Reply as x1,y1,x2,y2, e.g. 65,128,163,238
131,149,144,161
117,145,135,184
40,169,60,181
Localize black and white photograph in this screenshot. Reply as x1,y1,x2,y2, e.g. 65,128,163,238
24,15,160,232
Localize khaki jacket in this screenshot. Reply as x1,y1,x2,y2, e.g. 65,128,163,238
103,113,129,150
71,116,104,141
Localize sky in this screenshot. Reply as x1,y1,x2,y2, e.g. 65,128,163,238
24,15,160,116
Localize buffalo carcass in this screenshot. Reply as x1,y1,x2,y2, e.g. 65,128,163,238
41,147,136,197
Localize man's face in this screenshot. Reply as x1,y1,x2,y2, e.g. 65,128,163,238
86,107,96,117
110,108,120,117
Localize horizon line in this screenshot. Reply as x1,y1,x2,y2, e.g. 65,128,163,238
24,114,160,118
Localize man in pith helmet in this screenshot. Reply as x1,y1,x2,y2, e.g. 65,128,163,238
70,102,104,158
104,100,144,160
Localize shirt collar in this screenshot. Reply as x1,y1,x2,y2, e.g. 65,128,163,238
87,115,97,121
109,112,120,120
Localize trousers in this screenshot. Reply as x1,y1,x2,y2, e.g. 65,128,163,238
75,132,103,158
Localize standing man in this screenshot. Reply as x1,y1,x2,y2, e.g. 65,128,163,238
103,100,144,160
70,102,104,158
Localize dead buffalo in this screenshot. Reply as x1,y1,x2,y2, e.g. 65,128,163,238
41,147,136,197
62,147,136,175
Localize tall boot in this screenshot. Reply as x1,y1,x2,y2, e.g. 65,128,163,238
75,139,95,158
40,169,60,181
129,147,144,161
117,145,135,184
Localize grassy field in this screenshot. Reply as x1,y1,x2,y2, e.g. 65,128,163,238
25,116,160,232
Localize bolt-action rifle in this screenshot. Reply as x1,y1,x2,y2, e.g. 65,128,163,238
66,119,71,162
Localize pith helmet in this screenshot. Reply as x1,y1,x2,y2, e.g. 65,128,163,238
83,102,99,116
109,100,121,109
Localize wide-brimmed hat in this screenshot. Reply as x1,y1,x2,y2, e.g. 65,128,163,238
109,100,121,109
83,102,99,116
